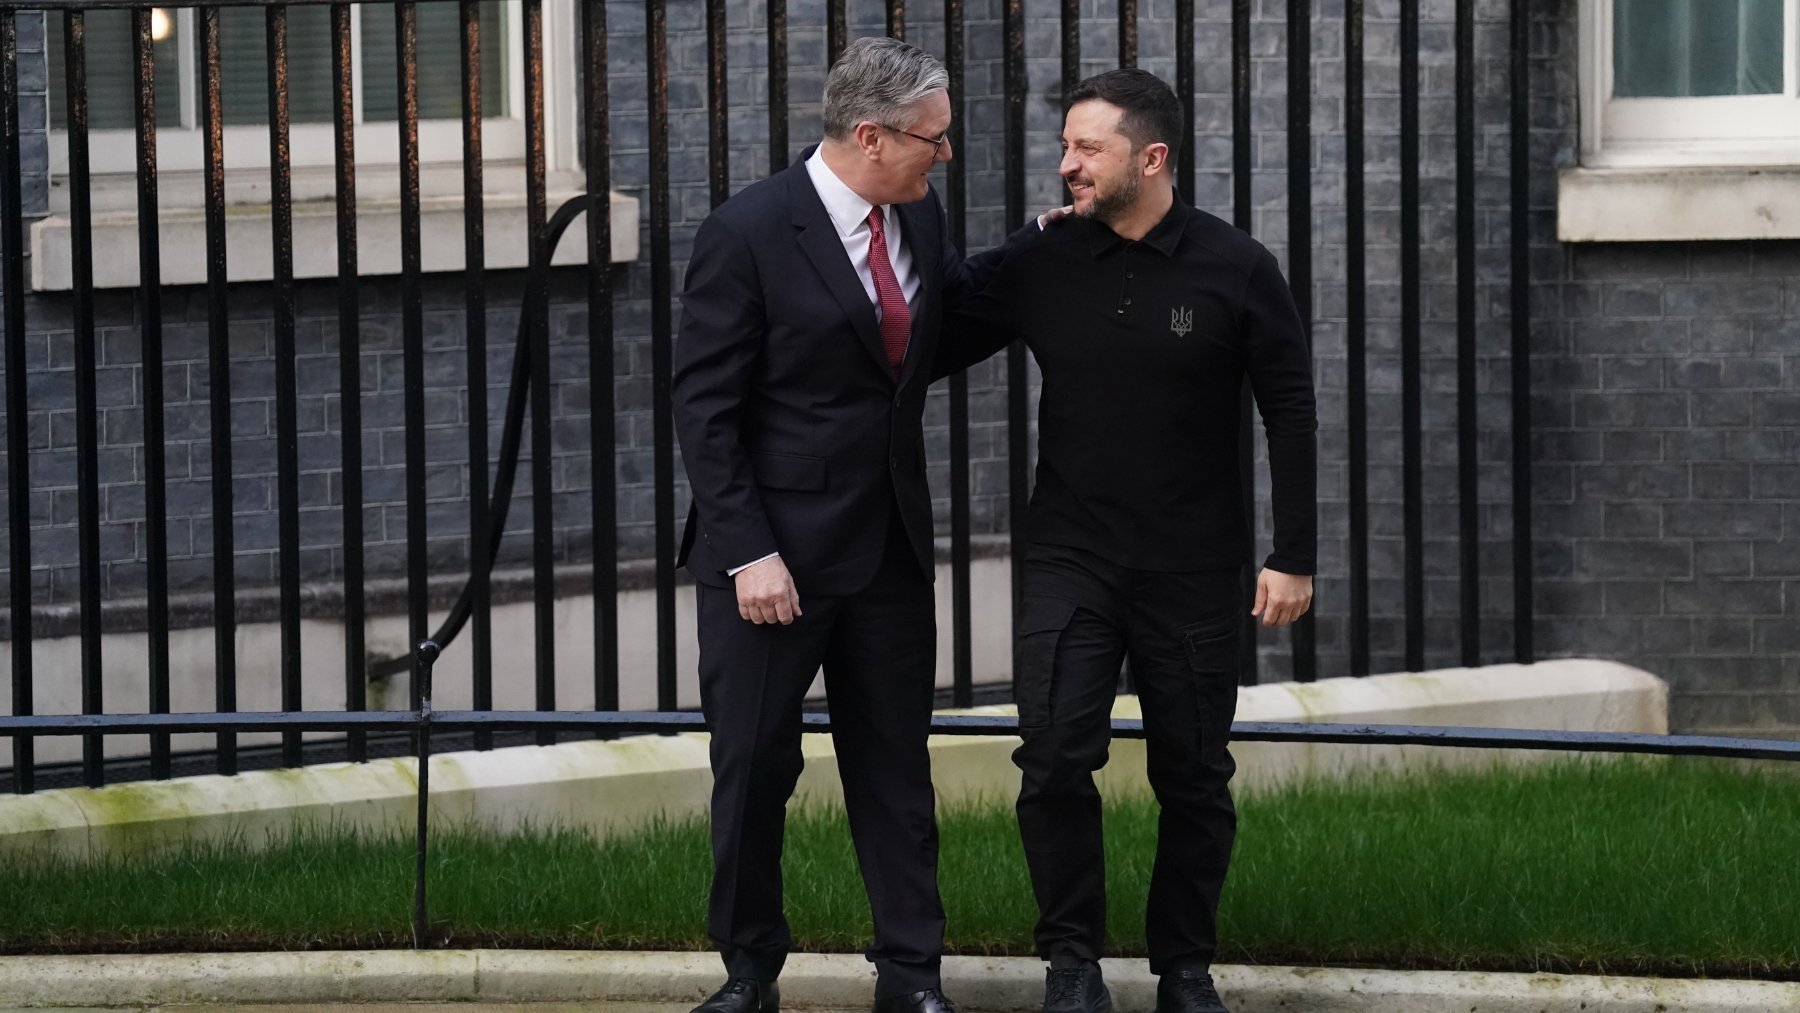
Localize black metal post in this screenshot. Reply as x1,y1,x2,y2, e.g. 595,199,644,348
583,0,618,713
200,7,236,775
1401,0,1424,672
1346,0,1368,676
131,7,171,780
946,0,971,709
459,0,493,746
333,2,366,760
1287,0,1316,683
1003,0,1026,675
1455,0,1480,666
1,9,35,795
525,0,557,736
1510,0,1534,664
266,4,303,764
411,638,439,948
649,0,677,710
63,9,105,788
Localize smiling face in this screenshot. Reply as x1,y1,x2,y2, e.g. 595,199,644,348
866,90,953,205
1059,99,1147,225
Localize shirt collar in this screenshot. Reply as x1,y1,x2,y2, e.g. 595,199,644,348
806,147,889,239
1083,196,1187,259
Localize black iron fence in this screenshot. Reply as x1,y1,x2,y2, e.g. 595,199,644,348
0,0,1777,800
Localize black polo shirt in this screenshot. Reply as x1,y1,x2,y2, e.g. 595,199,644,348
950,198,1317,574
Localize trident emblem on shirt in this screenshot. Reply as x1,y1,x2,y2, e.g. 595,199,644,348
1171,306,1193,338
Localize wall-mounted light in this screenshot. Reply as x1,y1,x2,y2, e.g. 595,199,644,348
150,8,173,42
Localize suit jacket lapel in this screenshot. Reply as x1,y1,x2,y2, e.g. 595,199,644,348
787,161,892,378
894,197,939,390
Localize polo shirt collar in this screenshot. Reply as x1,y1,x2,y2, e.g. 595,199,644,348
1083,195,1187,258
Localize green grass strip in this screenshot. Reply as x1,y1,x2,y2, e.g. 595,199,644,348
3,757,1797,979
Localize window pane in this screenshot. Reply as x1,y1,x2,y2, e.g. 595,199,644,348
1615,0,1784,98
361,1,507,122
48,10,182,131
216,6,336,126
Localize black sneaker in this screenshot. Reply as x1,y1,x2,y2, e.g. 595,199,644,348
1154,968,1229,1013
1042,963,1112,1013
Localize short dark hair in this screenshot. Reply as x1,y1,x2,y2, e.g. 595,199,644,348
1064,69,1185,156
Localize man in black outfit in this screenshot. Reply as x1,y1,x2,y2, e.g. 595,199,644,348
673,36,1005,1013
947,70,1318,1013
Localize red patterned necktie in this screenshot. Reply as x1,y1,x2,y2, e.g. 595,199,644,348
865,207,911,376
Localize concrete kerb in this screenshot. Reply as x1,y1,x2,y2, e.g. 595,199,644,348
3,951,1800,1012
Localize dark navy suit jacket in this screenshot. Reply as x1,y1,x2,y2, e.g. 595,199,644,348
673,150,991,595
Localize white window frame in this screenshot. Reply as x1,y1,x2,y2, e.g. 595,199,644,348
47,3,536,179
1580,0,1800,168
29,0,636,290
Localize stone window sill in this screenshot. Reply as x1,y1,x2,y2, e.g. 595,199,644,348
1558,166,1800,242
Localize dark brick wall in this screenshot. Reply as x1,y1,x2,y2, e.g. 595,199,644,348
0,0,1795,733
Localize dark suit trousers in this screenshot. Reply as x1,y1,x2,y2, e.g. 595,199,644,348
697,517,944,996
1011,542,1242,976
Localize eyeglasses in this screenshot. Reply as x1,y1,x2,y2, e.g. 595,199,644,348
880,124,949,157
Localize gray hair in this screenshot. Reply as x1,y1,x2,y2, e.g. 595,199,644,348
822,37,950,141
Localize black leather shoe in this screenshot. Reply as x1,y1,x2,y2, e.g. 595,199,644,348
1042,963,1112,1013
1155,969,1230,1013
871,987,957,1013
692,977,779,1013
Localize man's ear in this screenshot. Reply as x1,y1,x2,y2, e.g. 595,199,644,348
852,120,885,159
1141,141,1171,178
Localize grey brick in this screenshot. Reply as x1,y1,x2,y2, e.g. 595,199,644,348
1574,540,1691,581
1666,579,1784,617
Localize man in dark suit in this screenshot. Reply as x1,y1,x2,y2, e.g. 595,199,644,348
673,36,981,1013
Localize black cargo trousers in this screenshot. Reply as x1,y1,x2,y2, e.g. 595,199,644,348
1010,541,1242,975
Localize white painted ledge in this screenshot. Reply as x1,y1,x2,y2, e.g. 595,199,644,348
1558,166,1800,242
29,188,640,291
0,660,1669,864
2,950,1797,1011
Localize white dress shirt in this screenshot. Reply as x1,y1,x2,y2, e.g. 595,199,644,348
804,147,922,317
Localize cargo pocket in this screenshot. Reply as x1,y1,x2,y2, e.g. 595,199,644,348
1015,595,1079,730
1178,611,1238,675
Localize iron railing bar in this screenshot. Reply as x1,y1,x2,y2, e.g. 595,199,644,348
581,0,617,712
6,712,1800,763
766,0,786,171
1060,0,1076,94
62,8,105,789
945,0,971,710
648,0,676,711
396,0,429,719
1510,0,1534,664
266,2,303,766
457,0,492,746
199,5,237,777
524,0,555,739
1346,0,1368,677
705,0,726,207
886,0,902,40
1118,0,1135,68
1232,0,1256,688
0,8,34,795
1455,0,1479,666
1287,0,1316,683
132,6,171,781
332,0,367,761
1175,0,1193,205
1401,0,1424,671
826,0,843,66
1003,0,1026,681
